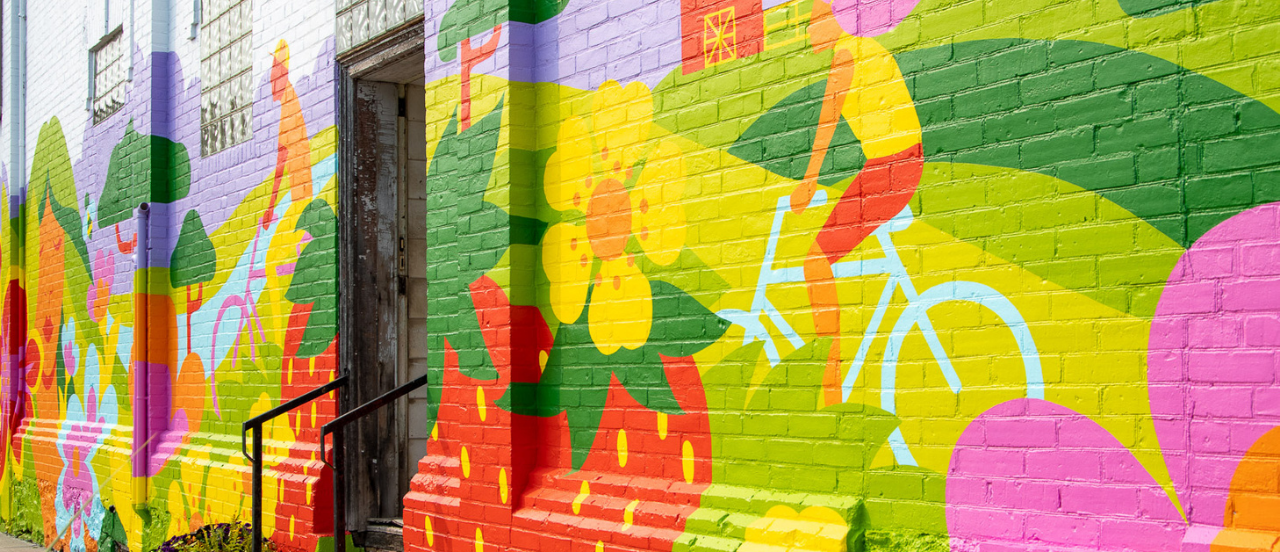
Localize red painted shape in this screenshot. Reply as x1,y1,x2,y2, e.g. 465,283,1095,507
405,277,711,552
459,25,502,132
681,0,763,74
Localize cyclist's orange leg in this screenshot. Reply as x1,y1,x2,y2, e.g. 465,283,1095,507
805,240,844,407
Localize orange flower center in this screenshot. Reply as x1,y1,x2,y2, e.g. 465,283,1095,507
586,178,632,260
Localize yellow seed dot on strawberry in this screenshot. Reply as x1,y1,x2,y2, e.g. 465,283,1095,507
500,468,509,504
681,441,694,484
425,516,435,547
573,480,590,515
477,387,488,422
596,541,604,552
617,430,629,467
657,413,668,440
461,446,471,478
623,499,639,530
475,528,484,552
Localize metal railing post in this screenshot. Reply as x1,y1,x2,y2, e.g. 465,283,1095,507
241,375,347,552
333,426,345,552
252,426,263,552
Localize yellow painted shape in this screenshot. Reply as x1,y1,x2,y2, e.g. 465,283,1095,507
425,516,435,547
573,480,590,514
595,541,604,552
461,446,471,478
617,430,628,467
499,468,509,504
623,500,639,530
589,257,654,354
681,441,695,484
657,413,668,440
475,528,484,552
477,387,488,422
833,35,921,159
741,505,849,552
431,422,439,441
538,350,549,374
311,126,339,159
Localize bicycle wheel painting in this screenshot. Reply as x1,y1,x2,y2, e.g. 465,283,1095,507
411,0,1280,550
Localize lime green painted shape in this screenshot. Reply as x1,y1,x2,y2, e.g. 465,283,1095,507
878,0,1280,114
912,162,1183,318
29,118,78,210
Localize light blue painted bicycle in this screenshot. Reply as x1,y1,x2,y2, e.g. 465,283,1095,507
718,190,1045,465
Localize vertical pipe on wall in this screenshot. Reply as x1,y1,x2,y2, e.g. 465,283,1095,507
10,0,25,198
6,3,27,525
132,203,151,504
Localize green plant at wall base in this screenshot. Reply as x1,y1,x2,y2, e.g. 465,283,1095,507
158,521,269,552
142,508,171,552
6,478,44,545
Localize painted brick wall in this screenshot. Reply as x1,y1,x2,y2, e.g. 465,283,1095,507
0,1,341,551
411,1,1280,552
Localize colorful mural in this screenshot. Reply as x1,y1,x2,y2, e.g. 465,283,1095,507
0,33,342,552
412,0,1280,551
6,0,1280,550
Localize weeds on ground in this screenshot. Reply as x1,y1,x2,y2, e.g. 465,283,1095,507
159,522,272,552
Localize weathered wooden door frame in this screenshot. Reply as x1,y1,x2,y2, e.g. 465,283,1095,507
336,18,425,538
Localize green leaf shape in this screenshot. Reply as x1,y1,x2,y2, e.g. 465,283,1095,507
426,102,507,430
1119,0,1224,18
97,121,192,228
499,280,721,470
36,177,91,275
435,0,505,62
727,84,867,187
899,38,1280,249
435,0,571,61
647,280,730,358
170,210,216,288
285,198,338,358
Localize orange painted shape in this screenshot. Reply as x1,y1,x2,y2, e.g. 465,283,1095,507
1213,425,1280,551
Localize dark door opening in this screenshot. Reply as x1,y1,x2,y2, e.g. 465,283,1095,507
338,25,429,551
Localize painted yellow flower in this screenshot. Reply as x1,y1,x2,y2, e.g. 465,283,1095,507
541,80,687,355
740,505,850,552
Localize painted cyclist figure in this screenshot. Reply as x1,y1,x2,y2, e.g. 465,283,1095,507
790,0,924,407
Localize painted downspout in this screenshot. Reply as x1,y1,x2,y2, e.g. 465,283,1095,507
2,0,25,524
132,203,150,504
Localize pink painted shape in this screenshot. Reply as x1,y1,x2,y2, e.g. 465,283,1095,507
1148,203,1280,528
947,399,1186,551
829,0,919,37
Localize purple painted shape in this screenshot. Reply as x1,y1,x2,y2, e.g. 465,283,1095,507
830,0,919,37
131,360,179,477
947,399,1188,552
427,0,682,90
1148,203,1280,528
74,39,339,280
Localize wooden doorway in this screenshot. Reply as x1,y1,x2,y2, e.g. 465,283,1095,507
337,20,429,550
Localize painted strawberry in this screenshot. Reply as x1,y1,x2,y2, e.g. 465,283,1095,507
405,275,721,552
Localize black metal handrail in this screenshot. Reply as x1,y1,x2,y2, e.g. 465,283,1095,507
242,375,348,552
322,373,429,552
